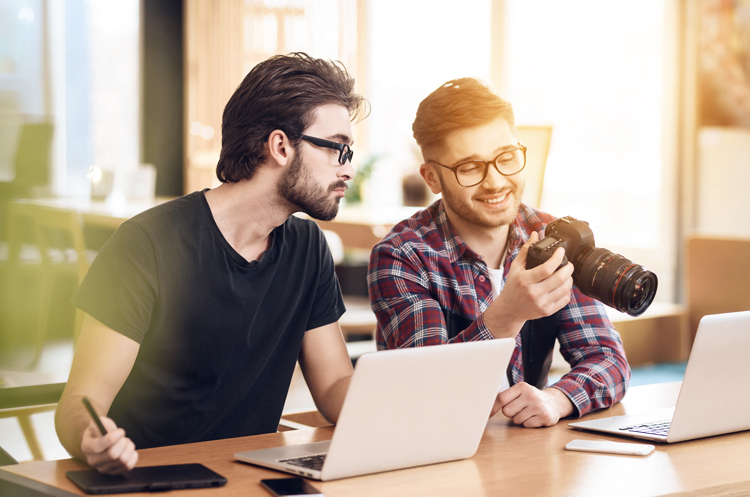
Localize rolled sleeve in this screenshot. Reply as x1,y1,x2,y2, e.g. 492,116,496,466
550,292,631,417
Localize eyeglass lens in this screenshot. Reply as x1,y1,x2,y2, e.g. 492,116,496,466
455,148,524,186
339,146,353,165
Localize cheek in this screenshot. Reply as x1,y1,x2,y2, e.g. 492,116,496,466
512,173,526,191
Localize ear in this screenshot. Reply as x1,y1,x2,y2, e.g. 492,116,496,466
266,129,293,167
419,163,443,195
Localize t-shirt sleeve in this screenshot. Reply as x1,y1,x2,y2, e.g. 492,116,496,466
305,226,345,331
72,221,158,343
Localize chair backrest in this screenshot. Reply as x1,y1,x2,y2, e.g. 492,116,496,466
686,236,750,341
5,201,41,265
33,206,89,282
13,123,54,190
516,125,553,209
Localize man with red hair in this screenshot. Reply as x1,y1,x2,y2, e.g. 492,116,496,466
368,78,630,427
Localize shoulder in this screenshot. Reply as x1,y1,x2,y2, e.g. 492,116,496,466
515,203,558,235
104,192,208,253
374,201,445,255
128,191,206,227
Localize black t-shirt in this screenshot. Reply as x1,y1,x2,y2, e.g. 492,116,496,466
72,190,345,449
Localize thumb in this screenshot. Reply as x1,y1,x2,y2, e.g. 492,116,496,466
516,231,539,268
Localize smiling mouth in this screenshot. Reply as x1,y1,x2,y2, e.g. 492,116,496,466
477,192,509,204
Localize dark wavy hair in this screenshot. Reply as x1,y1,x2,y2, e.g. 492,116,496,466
216,52,369,183
412,78,515,160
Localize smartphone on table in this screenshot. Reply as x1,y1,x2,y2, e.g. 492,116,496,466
564,439,655,456
260,477,323,496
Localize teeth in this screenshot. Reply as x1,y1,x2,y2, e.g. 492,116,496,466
480,193,508,204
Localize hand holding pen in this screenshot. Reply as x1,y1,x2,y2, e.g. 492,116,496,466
80,396,139,475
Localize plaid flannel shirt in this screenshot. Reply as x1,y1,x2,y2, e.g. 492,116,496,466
367,200,630,417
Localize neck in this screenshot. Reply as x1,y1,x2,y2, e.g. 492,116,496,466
204,177,292,262
442,204,511,270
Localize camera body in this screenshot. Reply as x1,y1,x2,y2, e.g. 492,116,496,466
526,216,658,317
527,216,594,270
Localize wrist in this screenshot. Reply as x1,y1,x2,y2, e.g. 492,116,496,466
545,387,575,419
483,307,524,339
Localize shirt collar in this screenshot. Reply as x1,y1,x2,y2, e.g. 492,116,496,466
433,200,477,264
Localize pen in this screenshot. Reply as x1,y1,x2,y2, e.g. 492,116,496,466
82,396,108,436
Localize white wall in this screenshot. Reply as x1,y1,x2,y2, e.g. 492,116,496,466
696,127,750,238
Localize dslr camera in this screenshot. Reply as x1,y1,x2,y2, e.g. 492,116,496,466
526,216,657,316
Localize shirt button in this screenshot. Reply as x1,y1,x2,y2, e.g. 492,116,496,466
478,275,486,282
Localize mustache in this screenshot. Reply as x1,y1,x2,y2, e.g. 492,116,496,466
328,180,348,192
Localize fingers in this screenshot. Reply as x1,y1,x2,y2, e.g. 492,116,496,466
514,231,538,269
497,383,559,428
94,438,138,475
489,393,504,418
526,246,567,279
81,417,138,474
485,232,576,338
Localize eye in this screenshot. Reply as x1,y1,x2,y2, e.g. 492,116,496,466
457,162,483,174
496,151,515,164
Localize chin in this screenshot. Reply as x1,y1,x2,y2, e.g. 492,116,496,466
473,204,521,228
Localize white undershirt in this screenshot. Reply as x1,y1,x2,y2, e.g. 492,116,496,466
487,267,505,299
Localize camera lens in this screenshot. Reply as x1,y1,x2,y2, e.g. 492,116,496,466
574,248,658,317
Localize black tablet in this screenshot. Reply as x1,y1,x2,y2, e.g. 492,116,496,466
65,463,227,494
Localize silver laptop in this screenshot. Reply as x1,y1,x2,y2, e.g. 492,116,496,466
235,339,515,481
569,310,750,443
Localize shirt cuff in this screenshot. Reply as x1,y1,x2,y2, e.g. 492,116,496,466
471,313,497,342
548,378,590,418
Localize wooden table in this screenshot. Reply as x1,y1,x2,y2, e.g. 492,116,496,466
2,382,749,497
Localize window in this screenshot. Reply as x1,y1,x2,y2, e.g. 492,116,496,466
502,0,678,300
366,0,492,211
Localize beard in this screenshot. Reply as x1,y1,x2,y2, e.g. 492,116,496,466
439,175,525,229
277,151,347,222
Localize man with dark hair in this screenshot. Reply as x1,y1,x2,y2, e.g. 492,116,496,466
368,78,629,428
56,53,368,474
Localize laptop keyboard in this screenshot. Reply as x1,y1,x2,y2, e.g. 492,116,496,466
279,453,327,471
620,420,671,437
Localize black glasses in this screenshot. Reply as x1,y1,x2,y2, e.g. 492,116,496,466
301,135,354,165
429,143,527,187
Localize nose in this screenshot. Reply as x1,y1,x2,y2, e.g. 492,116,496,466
481,162,510,189
339,160,355,181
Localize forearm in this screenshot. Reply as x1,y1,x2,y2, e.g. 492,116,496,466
313,375,351,424
55,391,94,460
545,386,576,419
55,315,140,459
375,306,494,349
551,293,630,416
552,347,629,416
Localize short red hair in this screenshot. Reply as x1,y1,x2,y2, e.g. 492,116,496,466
412,78,515,160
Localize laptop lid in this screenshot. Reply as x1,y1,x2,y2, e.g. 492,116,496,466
668,310,750,441
235,338,515,480
569,310,750,443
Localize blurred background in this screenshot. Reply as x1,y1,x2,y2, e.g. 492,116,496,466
1,0,749,462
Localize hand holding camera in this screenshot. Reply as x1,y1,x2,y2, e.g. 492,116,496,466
484,231,574,339
527,216,658,317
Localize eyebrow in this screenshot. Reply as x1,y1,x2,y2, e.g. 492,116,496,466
327,133,354,146
450,143,517,165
